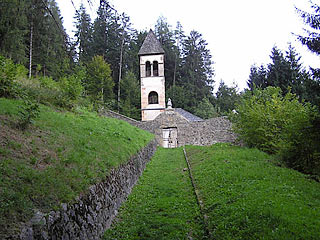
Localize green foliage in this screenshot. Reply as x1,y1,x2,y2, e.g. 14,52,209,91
247,45,319,106
0,55,26,98
85,56,114,109
214,80,240,115
186,144,320,239
104,148,204,239
38,76,59,90
296,2,320,56
194,97,218,119
74,3,93,62
232,87,313,154
0,97,153,236
58,66,85,108
17,97,40,130
166,85,188,109
120,71,140,119
232,86,319,175
280,112,320,175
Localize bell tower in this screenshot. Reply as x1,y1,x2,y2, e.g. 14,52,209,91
138,30,165,121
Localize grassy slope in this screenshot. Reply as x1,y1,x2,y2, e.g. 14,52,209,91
186,144,320,240
0,98,153,236
104,148,204,240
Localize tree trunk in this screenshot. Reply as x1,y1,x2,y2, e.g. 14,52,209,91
28,22,33,79
117,35,125,112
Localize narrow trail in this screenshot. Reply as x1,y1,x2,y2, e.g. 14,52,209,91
103,147,208,240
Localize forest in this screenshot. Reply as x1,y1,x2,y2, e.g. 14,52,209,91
0,0,320,176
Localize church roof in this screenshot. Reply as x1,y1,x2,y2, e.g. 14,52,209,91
175,108,203,122
138,30,165,56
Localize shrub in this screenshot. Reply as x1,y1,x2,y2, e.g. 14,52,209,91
231,87,319,175
17,97,40,130
0,55,26,98
280,112,320,175
59,71,84,109
231,87,312,153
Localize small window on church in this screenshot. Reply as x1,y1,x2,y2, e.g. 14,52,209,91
153,61,159,76
146,61,151,77
148,91,159,104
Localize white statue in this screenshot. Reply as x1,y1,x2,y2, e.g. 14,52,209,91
167,98,172,109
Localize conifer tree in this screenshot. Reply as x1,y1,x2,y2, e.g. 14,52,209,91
180,30,214,109
74,4,93,63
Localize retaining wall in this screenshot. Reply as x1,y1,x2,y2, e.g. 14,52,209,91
19,139,157,240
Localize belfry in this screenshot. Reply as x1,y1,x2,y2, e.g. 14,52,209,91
138,30,166,121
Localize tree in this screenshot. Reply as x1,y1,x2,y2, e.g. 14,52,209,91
296,2,320,57
232,86,319,175
247,45,314,102
179,30,214,110
247,64,268,90
215,80,240,114
0,0,28,64
267,46,289,90
85,56,114,107
166,85,189,110
194,97,217,119
295,1,320,106
74,4,93,63
120,71,140,119
154,17,178,89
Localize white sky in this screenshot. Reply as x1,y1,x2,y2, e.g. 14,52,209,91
57,0,319,91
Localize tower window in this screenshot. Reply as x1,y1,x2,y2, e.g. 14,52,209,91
148,91,159,104
153,61,159,76
146,61,151,77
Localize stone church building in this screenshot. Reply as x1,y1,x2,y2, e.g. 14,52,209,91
103,30,236,148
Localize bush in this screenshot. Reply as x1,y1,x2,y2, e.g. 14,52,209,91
0,55,26,98
58,69,85,109
280,112,320,175
231,87,319,175
17,97,40,130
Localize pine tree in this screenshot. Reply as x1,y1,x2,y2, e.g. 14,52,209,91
247,64,268,90
296,2,320,56
120,71,140,119
74,4,93,63
0,0,28,64
215,80,240,114
180,30,214,108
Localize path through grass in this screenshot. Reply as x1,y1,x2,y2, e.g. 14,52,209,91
103,147,204,240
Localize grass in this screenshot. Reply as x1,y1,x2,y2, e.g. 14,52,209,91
0,97,154,237
185,143,320,240
103,147,204,240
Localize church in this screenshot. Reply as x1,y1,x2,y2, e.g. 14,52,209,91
103,30,236,148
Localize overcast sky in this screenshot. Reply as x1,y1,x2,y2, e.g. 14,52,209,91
57,0,319,91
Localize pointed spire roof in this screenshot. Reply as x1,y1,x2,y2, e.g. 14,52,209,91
138,29,165,56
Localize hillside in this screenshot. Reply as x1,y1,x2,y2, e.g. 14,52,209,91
0,98,154,237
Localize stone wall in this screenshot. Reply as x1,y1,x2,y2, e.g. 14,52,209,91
19,140,157,240
139,109,237,147
100,109,237,147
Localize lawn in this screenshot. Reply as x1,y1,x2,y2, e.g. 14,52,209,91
0,97,154,237
103,147,204,240
185,143,320,239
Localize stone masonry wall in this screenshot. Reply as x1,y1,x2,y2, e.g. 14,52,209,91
19,140,157,240
138,110,237,147
100,109,237,147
